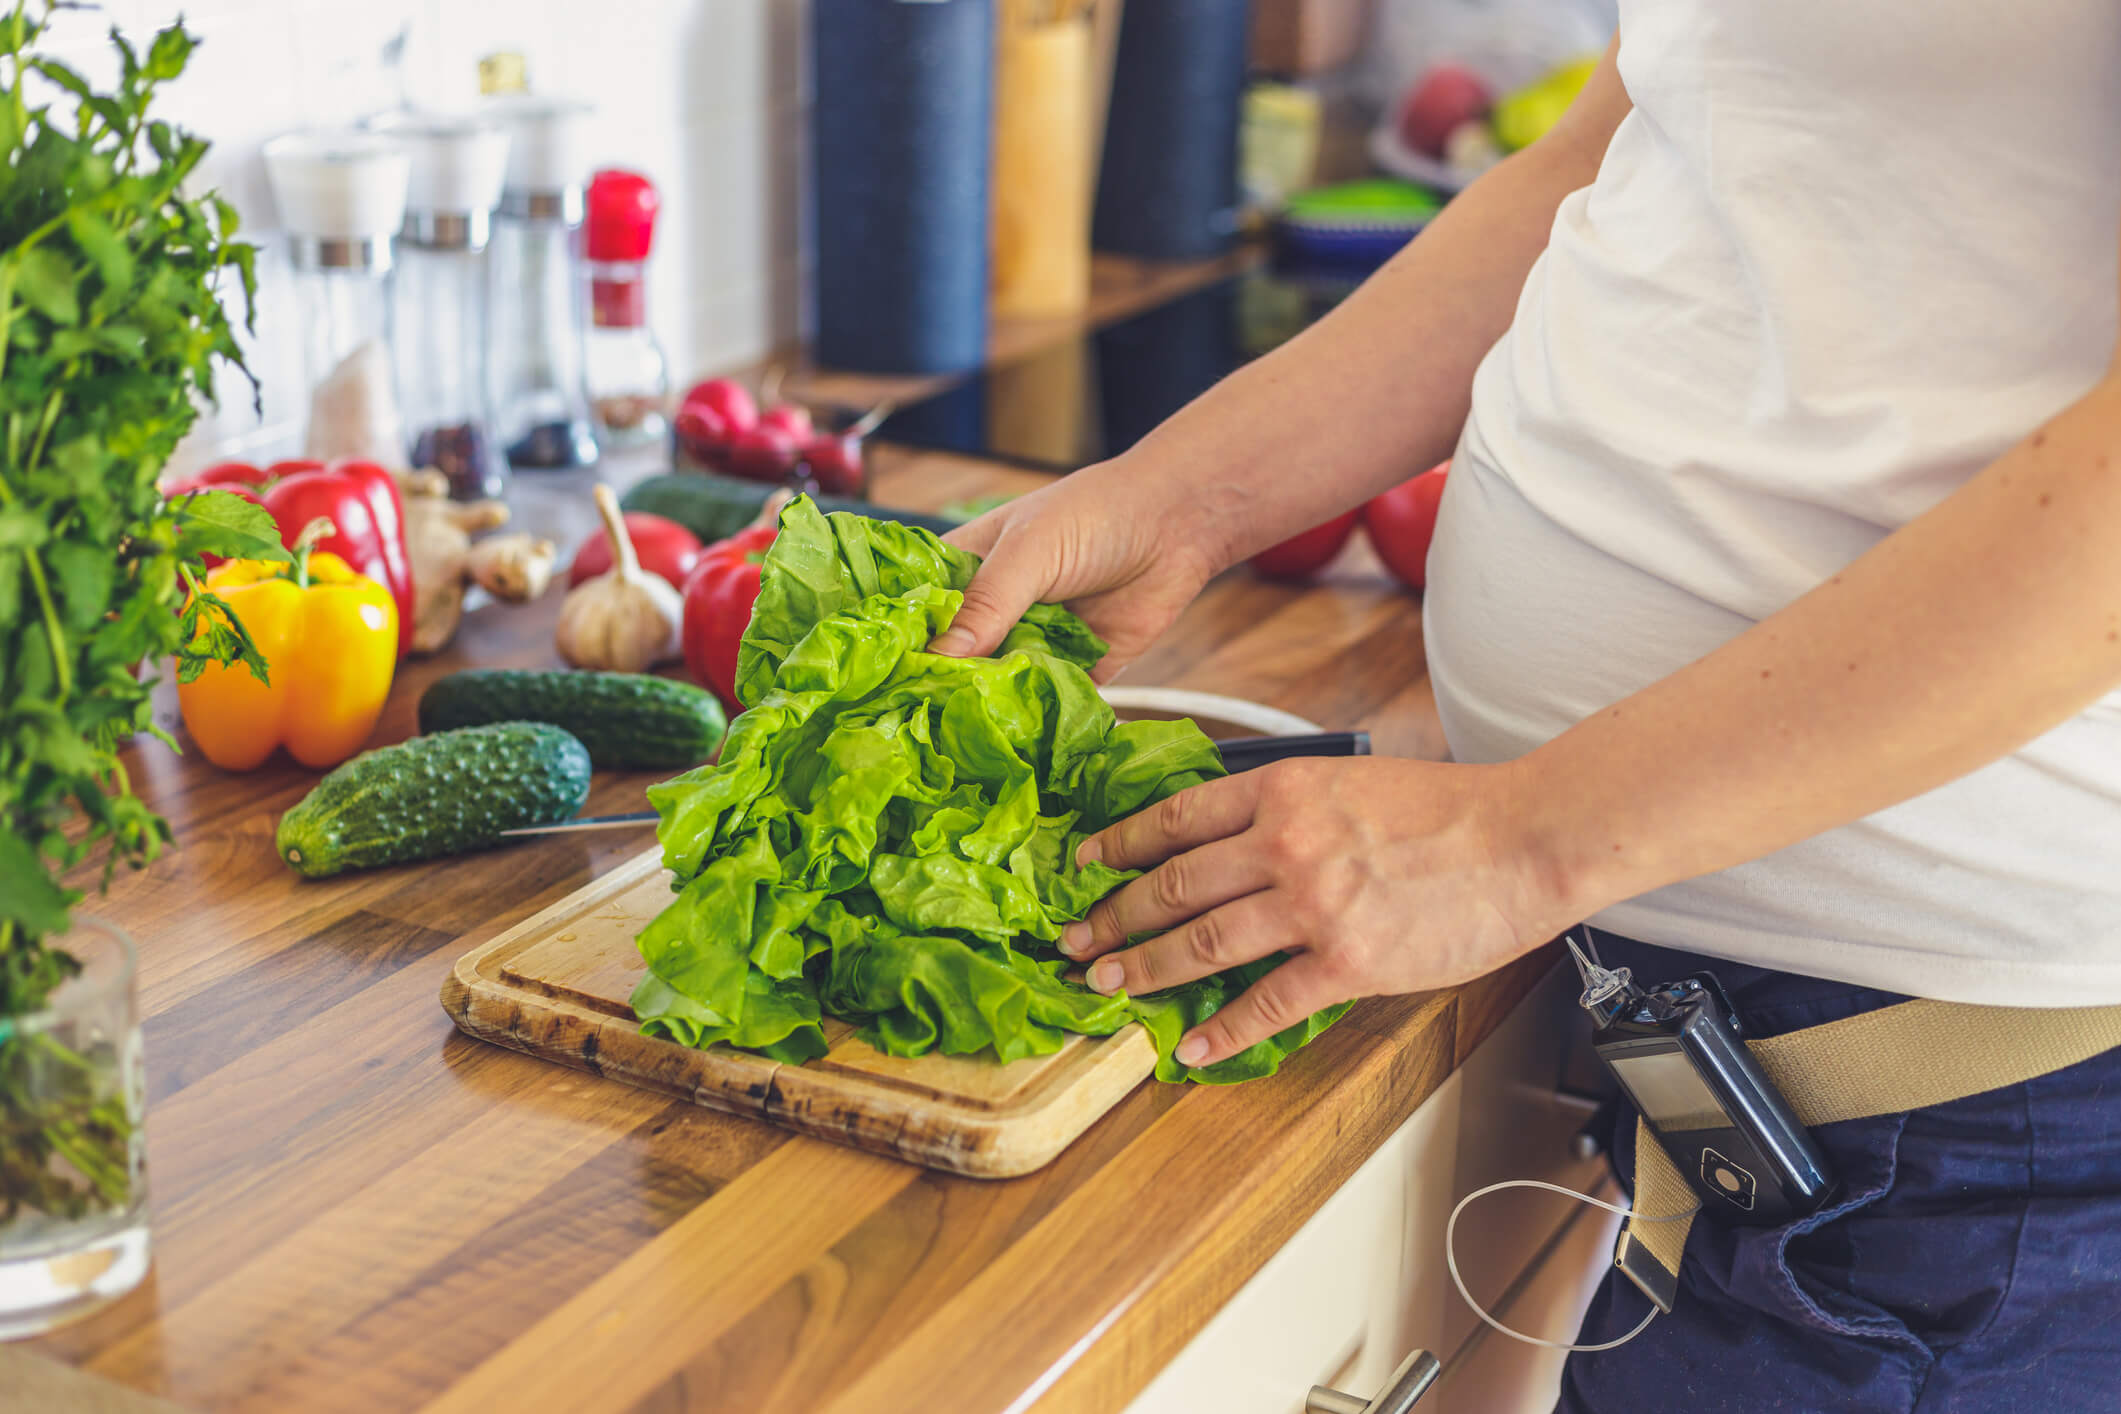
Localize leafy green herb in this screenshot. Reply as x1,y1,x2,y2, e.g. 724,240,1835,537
0,4,275,1223
637,498,1347,1083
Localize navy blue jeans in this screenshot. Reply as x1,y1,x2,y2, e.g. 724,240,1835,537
1556,934,2121,1414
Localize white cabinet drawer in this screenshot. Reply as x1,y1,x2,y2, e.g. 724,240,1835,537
1121,963,1605,1414
1122,1074,1461,1414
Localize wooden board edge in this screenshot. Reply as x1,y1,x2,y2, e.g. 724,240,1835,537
765,1024,1160,1180
444,964,784,1120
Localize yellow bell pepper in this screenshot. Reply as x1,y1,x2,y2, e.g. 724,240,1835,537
177,520,399,771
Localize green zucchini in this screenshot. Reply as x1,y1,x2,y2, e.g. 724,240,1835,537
418,669,725,769
276,723,592,879
620,472,964,544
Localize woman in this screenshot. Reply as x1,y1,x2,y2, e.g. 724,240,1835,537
937,11,2121,1411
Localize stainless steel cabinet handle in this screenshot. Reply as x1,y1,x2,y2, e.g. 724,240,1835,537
1305,1348,1442,1414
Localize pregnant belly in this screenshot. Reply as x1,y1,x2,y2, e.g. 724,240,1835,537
1421,444,1759,765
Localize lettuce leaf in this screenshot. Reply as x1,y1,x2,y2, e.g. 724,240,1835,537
634,496,1347,1083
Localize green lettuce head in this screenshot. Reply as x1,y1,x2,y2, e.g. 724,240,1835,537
634,497,1345,1082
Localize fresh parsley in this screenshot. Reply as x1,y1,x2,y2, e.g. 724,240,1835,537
0,3,277,1222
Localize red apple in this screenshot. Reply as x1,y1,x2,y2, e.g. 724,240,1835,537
1396,65,1494,161
679,378,758,437
724,423,800,483
756,403,814,442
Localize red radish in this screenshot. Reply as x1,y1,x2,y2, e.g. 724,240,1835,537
1396,65,1493,160
567,511,703,589
679,377,758,436
674,405,737,467
756,403,814,441
724,423,801,483
1362,462,1450,591
1249,510,1360,581
800,431,865,495
796,400,889,497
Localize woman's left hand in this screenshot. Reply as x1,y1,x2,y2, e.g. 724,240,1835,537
1060,756,1570,1068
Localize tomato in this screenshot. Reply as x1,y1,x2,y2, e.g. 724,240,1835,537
1249,509,1360,581
680,524,777,713
568,511,703,589
1362,462,1449,591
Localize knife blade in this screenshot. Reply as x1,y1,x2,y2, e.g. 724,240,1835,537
498,729,1372,837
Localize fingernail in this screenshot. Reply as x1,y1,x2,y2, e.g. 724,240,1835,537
1059,922,1091,958
1175,1034,1209,1067
1089,960,1124,994
929,629,974,656
1075,837,1103,868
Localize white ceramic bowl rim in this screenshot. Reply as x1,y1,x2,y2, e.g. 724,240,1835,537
1098,686,1323,740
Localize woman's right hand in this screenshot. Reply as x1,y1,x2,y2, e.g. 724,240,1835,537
932,457,1230,681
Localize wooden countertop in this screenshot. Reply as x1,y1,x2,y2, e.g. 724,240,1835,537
15,256,1547,1414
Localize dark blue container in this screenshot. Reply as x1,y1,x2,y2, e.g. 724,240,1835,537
812,0,994,375
1093,0,1254,261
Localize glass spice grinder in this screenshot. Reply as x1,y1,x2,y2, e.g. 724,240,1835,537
262,131,412,465
484,96,599,472
367,110,512,500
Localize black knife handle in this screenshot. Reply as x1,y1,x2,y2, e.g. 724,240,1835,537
1217,731,1371,773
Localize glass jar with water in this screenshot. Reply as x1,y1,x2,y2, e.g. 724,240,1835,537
0,921,148,1337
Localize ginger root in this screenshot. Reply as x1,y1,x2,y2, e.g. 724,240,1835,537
393,468,515,653
468,532,557,602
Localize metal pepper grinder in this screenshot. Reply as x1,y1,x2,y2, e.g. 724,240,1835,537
484,95,599,472
367,110,512,500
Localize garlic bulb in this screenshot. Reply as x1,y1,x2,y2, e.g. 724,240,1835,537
555,485,683,671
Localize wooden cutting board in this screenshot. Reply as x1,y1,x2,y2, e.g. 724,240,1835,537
441,846,1157,1179
442,692,1309,1179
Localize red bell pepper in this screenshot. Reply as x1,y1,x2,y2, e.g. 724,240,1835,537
680,523,777,713
165,458,417,656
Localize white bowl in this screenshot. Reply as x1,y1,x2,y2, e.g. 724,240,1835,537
1099,686,1322,740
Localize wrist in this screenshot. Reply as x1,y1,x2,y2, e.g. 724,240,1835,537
1097,443,1257,578
1485,750,1631,940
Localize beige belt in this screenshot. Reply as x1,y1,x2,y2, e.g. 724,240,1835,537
1618,998,2121,1312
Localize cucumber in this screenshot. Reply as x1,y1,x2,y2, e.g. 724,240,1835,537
277,723,591,879
418,669,725,769
620,472,964,544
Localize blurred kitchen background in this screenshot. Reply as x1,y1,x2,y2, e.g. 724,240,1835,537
31,0,1615,483
37,0,807,473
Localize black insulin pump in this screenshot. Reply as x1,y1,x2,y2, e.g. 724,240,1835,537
1568,935,1836,1226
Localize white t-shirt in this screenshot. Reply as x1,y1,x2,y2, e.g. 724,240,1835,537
1424,0,2121,1004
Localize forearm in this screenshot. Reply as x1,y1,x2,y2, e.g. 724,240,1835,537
1132,45,1630,568
1527,376,2121,924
